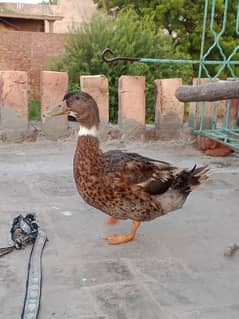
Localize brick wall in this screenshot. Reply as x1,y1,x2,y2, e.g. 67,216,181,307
0,31,66,99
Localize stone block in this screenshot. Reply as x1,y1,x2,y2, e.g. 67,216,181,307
41,71,69,140
0,71,28,130
118,76,146,131
80,75,109,123
155,78,184,139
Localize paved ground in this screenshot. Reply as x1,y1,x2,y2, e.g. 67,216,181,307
0,138,239,319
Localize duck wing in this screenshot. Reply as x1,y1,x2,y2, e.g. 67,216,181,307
104,150,177,195
104,150,171,166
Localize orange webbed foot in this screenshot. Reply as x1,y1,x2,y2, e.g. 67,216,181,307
103,220,141,245
104,234,134,245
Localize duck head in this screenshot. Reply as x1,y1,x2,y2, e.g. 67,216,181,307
44,91,100,135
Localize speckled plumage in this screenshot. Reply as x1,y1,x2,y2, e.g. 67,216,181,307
73,136,167,221
46,91,209,244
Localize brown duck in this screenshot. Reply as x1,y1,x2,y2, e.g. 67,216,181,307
45,91,209,245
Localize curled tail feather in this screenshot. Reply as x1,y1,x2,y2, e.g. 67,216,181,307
173,165,209,194
193,166,209,186
156,165,209,215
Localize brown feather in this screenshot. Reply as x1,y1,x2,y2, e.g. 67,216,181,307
63,91,209,223
73,137,164,221
104,150,176,195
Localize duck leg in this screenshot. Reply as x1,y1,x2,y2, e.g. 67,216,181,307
107,216,119,225
104,220,141,245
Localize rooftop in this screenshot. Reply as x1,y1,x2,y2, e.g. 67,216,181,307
0,11,63,21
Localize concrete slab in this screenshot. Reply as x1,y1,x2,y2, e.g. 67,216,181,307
0,139,238,319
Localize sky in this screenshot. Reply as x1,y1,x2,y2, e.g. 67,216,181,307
0,0,43,3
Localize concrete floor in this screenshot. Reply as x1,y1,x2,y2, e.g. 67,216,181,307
0,138,239,319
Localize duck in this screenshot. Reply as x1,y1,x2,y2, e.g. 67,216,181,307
45,91,209,245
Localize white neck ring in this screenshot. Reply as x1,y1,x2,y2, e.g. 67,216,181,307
78,125,98,137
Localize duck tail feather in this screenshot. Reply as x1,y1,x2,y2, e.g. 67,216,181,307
173,165,209,194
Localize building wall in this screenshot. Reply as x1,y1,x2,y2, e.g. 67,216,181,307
0,18,44,32
0,1,97,34
0,31,66,99
52,0,97,33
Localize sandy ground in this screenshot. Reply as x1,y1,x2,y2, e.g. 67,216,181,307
0,138,239,319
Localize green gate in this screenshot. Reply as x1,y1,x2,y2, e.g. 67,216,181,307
102,0,239,151
193,0,239,151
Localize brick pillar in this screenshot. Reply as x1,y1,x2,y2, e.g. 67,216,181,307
229,98,239,128
80,75,109,123
0,71,28,130
41,71,68,140
188,78,225,128
226,78,239,128
155,78,184,139
118,76,145,131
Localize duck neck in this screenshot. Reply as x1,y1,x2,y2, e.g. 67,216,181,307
74,126,103,174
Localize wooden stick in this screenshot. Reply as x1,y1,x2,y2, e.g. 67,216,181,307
176,81,239,102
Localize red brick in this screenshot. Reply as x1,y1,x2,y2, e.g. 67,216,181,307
155,78,184,139
228,98,239,128
206,146,232,157
118,76,145,127
155,78,184,123
40,70,68,114
197,136,232,156
41,71,69,139
0,71,28,129
80,75,109,122
189,78,226,127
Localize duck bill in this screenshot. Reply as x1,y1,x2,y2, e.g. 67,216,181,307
44,101,69,118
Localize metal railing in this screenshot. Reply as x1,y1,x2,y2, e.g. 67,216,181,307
102,0,239,151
